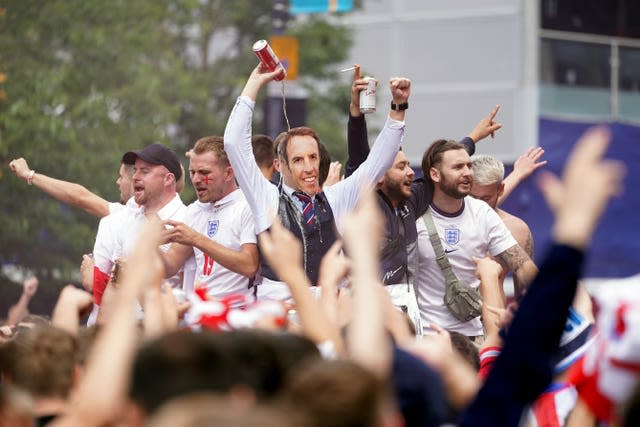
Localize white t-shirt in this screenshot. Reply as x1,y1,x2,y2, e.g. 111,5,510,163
184,189,257,298
112,193,196,290
415,196,517,336
94,199,141,283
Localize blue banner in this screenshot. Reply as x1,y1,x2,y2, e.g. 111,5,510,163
501,118,640,278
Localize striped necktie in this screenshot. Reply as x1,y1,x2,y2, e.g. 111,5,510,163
293,191,316,225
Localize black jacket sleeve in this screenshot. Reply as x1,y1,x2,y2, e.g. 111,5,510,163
460,244,584,427
345,113,370,178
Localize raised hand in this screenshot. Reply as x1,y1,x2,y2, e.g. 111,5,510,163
22,276,39,298
258,216,303,281
469,105,503,143
389,77,411,104
323,161,343,187
8,157,31,180
241,62,287,101
512,147,547,180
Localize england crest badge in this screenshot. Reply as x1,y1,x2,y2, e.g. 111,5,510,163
207,219,219,237
444,227,460,245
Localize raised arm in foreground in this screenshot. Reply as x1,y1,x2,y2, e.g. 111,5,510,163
460,126,625,427
258,216,343,355
52,219,166,427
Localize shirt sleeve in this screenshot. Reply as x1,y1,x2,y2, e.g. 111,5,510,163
239,202,258,245
325,115,404,231
459,136,476,156
92,215,117,304
224,96,279,234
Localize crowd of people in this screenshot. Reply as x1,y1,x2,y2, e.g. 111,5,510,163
1,60,638,427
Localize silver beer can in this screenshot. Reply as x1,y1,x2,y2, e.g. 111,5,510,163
359,77,377,114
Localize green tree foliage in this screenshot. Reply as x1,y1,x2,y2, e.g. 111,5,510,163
0,1,352,288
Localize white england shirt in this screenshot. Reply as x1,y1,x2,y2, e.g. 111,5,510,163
114,193,196,290
185,189,257,298
94,198,141,284
415,196,517,336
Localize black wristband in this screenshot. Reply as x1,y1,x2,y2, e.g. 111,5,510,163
390,101,408,111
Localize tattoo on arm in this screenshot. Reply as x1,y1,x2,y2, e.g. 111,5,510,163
496,244,530,273
524,231,534,258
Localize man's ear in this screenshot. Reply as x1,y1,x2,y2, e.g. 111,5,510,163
498,182,505,198
224,166,234,182
429,167,440,183
273,158,281,173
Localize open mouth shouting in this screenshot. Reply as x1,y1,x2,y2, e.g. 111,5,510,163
133,184,145,198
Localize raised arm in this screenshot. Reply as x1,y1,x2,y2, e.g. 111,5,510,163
327,78,409,222
9,157,110,218
223,64,283,234
498,147,547,206
258,219,344,355
460,126,625,427
6,277,38,325
467,104,503,145
53,219,167,427
345,65,371,178
342,189,392,378
51,285,93,336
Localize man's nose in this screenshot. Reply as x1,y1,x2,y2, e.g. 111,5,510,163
406,167,415,178
303,158,313,171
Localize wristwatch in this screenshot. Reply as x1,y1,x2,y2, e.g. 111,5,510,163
390,101,409,111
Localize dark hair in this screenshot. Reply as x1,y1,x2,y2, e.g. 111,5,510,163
252,134,276,169
215,330,321,399
275,127,322,166
129,330,240,413
421,139,466,179
318,141,332,187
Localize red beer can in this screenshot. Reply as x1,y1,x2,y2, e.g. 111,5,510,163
252,39,287,81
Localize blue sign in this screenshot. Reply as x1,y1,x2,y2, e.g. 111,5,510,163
290,0,353,14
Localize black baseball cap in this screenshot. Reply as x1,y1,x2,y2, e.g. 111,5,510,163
122,143,182,180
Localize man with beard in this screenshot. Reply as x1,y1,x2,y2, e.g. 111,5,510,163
96,144,195,300
160,136,259,299
345,70,502,333
415,140,538,340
